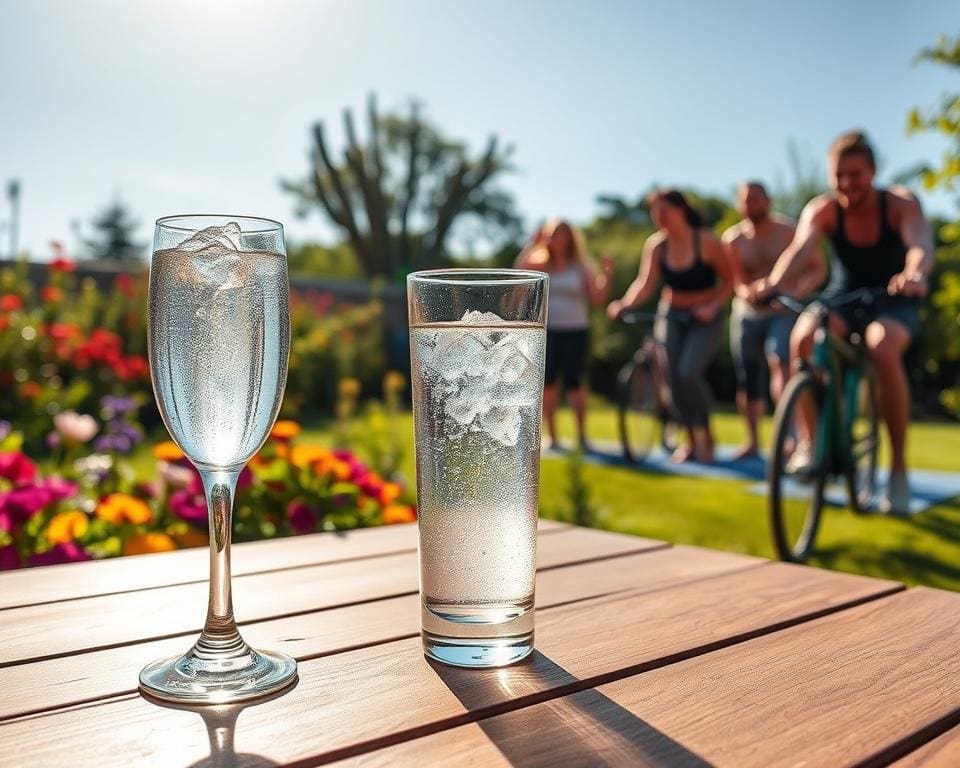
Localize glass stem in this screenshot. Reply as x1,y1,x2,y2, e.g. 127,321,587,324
195,468,248,660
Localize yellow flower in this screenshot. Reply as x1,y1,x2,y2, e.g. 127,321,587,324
153,441,185,461
382,505,417,524
338,377,361,398
96,493,153,525
270,420,301,440
290,444,331,468
123,533,177,556
383,371,406,392
46,510,89,543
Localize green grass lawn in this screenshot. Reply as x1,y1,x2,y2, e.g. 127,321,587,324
303,405,960,591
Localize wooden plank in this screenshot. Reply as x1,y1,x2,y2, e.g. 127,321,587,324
0,559,900,767
0,526,661,667
0,519,570,611
0,546,750,721
364,586,960,768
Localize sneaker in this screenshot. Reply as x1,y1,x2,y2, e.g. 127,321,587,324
784,442,814,476
880,471,913,516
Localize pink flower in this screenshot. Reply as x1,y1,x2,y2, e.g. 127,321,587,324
169,489,207,525
29,542,91,567
0,545,20,570
36,476,79,503
0,452,37,486
158,461,195,490
0,486,53,524
53,411,99,444
287,500,316,535
237,466,253,490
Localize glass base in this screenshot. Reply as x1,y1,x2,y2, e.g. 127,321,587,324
423,630,534,668
139,645,298,705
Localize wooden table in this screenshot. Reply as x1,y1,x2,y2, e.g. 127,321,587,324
2,521,960,767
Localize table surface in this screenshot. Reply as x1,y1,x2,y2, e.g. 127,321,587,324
2,521,960,767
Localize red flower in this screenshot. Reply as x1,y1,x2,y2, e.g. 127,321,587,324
0,452,38,485
0,545,20,571
40,285,62,303
114,355,149,382
19,381,42,399
287,500,316,535
0,294,23,312
47,322,81,342
49,257,76,273
113,273,136,297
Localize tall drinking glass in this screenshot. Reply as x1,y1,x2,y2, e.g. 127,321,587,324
408,269,548,667
140,215,297,703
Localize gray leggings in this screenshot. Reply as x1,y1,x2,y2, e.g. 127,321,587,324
654,309,724,429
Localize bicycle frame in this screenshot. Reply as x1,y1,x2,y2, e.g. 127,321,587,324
808,316,866,477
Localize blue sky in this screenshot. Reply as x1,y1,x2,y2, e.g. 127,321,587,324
0,0,956,258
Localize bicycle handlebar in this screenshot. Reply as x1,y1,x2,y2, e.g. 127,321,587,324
765,286,893,316
618,311,661,325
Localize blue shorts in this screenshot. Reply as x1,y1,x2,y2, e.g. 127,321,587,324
544,329,589,389
730,301,794,400
830,296,921,339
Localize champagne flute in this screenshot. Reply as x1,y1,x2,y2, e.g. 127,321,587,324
139,214,297,703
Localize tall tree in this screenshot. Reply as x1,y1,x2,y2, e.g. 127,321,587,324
283,95,520,278
83,200,143,262
907,32,960,417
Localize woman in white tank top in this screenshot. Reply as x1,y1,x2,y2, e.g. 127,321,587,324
515,219,614,450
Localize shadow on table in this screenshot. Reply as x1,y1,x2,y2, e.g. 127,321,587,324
142,679,298,768
431,651,712,767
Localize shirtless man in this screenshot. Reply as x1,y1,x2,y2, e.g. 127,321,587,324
752,131,933,515
723,182,824,459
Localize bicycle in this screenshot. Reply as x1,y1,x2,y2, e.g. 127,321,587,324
767,288,884,563
615,311,680,463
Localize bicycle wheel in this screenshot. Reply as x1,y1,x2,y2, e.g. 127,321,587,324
846,370,879,512
617,357,659,463
769,371,828,563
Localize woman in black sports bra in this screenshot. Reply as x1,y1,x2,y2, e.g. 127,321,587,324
608,189,733,463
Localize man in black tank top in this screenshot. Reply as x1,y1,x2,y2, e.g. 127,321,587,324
751,131,934,515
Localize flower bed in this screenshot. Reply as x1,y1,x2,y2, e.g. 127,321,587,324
0,408,416,570
0,260,389,449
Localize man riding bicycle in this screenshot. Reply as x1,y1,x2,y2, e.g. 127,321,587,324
750,130,934,515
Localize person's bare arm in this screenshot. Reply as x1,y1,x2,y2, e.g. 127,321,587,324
758,196,831,298
606,235,662,318
721,226,751,300
580,255,616,307
889,186,934,297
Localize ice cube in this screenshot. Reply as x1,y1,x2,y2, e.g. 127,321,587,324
461,310,506,325
479,406,523,446
444,375,492,425
498,346,532,383
431,332,488,382
177,222,244,252
190,244,244,289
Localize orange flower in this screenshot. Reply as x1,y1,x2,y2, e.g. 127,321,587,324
330,459,352,481
379,482,402,506
153,441,185,461
96,493,153,525
271,420,301,440
123,533,176,556
46,510,89,543
170,527,209,549
290,444,331,468
382,505,416,524
19,381,42,398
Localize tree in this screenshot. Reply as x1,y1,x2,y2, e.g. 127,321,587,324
83,200,144,262
907,32,960,418
283,95,521,279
